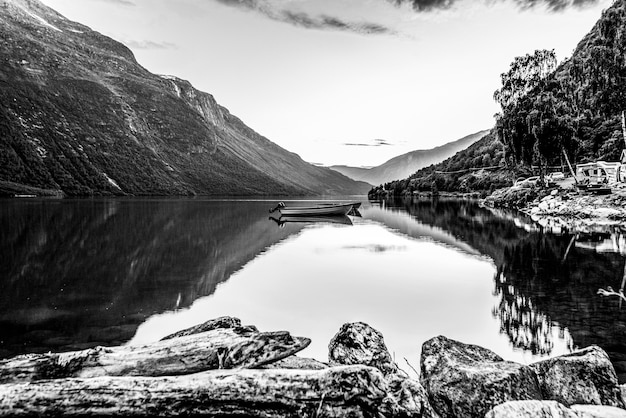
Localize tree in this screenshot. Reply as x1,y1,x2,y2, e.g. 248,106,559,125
494,49,557,112
494,50,560,169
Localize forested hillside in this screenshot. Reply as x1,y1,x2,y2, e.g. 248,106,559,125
369,131,514,197
370,0,626,198
330,130,488,186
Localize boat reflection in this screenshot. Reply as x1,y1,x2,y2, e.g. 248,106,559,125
268,215,353,227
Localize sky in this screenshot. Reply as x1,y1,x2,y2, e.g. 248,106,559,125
40,0,614,167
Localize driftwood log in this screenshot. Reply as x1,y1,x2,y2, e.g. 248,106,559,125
0,317,433,417
0,327,309,383
0,366,389,417
160,316,249,340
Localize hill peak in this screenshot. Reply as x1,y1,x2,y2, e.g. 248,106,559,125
330,130,490,186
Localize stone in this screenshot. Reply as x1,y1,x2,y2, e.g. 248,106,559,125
160,316,244,340
571,404,626,418
595,208,621,218
420,336,541,418
328,322,398,376
259,355,328,370
329,322,437,417
381,372,440,418
530,345,624,408
485,400,578,418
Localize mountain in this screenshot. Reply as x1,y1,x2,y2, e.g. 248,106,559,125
0,0,370,196
329,130,489,186
368,130,513,197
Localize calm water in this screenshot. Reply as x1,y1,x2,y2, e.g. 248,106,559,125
2,198,626,380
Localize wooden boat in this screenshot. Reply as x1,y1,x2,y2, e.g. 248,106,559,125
269,202,354,217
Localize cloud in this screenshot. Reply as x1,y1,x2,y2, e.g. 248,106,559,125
124,40,177,49
343,139,394,147
389,0,599,12
92,0,135,5
212,0,395,35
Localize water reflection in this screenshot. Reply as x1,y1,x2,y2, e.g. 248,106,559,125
3,197,626,382
378,197,626,381
0,199,306,357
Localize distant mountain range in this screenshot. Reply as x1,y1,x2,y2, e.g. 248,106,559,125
0,0,370,196
329,130,489,186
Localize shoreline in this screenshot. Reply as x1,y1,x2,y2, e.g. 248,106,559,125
483,182,626,233
1,317,624,417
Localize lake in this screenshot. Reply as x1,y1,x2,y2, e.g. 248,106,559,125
2,197,626,381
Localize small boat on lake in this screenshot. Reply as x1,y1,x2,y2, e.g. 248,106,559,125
269,202,357,217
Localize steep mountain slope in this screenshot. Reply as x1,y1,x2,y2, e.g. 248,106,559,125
330,130,489,186
0,0,369,196
368,130,512,197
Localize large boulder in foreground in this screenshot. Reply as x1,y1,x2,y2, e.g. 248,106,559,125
485,400,578,418
530,345,624,408
328,322,398,376
329,322,437,418
571,404,626,418
485,401,626,418
420,336,541,418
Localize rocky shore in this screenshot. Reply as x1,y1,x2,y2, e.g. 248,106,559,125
1,316,626,417
484,182,626,233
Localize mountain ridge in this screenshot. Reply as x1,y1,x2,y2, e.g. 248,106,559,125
329,129,490,186
0,0,370,196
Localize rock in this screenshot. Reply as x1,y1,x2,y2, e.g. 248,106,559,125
595,208,621,218
485,400,578,418
381,372,440,418
328,322,398,376
259,355,328,370
530,345,624,408
329,322,437,417
420,336,541,418
571,404,626,418
160,316,245,340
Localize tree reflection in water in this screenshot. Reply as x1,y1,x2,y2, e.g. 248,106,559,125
379,197,626,380
493,265,571,356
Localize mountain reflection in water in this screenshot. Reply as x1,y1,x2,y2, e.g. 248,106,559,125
0,199,306,357
2,198,626,382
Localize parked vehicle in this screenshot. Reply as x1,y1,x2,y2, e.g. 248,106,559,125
546,172,565,181
512,176,545,189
